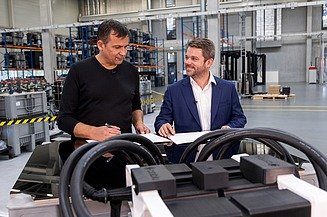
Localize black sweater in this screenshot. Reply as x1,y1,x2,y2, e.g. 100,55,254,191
57,56,141,136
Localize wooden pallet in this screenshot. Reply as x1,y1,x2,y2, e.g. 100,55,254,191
252,93,295,100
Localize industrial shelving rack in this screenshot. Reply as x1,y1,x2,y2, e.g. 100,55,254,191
0,32,79,80
0,22,165,121
128,29,165,88
0,33,44,79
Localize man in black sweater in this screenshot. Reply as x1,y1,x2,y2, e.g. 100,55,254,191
57,19,150,189
58,19,150,140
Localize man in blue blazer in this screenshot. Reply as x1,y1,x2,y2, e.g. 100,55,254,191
154,38,246,163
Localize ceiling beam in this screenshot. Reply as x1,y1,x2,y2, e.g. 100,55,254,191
0,1,325,33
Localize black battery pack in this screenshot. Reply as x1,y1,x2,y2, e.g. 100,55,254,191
240,155,295,184
131,165,176,198
191,161,229,190
231,187,311,217
166,196,243,217
165,163,192,181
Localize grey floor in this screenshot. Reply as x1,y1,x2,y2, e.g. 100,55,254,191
1,82,327,217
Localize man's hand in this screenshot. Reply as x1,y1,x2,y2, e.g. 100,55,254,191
221,125,231,130
158,123,175,137
134,122,150,134
89,125,121,141
74,122,121,141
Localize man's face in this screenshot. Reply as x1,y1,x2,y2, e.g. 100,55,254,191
185,47,212,78
97,32,129,67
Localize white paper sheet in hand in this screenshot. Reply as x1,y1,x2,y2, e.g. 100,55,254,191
140,133,172,143
168,131,210,145
86,134,171,144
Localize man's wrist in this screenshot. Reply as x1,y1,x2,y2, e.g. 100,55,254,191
74,122,95,139
134,121,144,127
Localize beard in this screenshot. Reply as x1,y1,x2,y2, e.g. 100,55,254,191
186,65,206,78
186,66,195,76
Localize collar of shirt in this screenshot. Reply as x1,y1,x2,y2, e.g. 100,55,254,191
190,71,216,90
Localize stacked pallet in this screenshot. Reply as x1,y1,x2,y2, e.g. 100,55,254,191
252,84,295,100
252,93,295,100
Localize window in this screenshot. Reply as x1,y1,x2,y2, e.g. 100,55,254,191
166,0,176,40
166,0,175,8
256,8,281,41
166,17,176,40
167,52,177,84
322,4,327,29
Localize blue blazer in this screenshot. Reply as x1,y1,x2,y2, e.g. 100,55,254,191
155,76,247,133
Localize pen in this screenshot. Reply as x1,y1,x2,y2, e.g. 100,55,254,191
105,123,120,130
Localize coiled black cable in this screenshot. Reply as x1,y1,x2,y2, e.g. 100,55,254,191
179,129,237,163
59,141,98,217
59,133,162,217
197,128,327,190
70,140,157,217
211,136,299,177
105,133,165,164
180,128,294,167
214,137,296,164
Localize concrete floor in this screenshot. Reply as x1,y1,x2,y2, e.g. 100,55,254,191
242,82,327,158
1,82,327,216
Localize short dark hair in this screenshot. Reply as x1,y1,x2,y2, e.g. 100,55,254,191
186,38,215,61
97,19,130,43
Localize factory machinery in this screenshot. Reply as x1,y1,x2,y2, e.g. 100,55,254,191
7,128,327,217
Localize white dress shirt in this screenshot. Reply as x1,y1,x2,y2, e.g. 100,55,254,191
190,72,216,161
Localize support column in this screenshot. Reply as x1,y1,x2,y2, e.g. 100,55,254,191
200,0,206,38
306,6,312,83
245,14,252,53
8,0,14,28
319,36,324,84
40,0,56,83
207,0,220,77
146,0,152,33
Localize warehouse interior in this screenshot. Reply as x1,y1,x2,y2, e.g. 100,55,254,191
1,0,327,216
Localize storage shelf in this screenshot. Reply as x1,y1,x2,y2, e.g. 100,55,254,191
3,68,43,71
1,27,164,82
0,45,79,53
129,43,162,51
56,48,78,53
135,65,163,69
0,45,42,51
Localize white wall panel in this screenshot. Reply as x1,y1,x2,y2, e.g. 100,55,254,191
0,0,9,27
176,0,193,7
1,0,78,30
108,0,143,13
53,0,79,25
13,0,40,28
52,0,79,35
279,7,306,82
283,7,307,34
225,14,240,38
280,43,306,82
151,0,164,9
312,6,323,32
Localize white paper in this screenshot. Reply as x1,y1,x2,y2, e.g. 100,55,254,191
140,133,172,143
51,137,71,142
85,131,207,145
86,134,171,144
168,131,210,145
